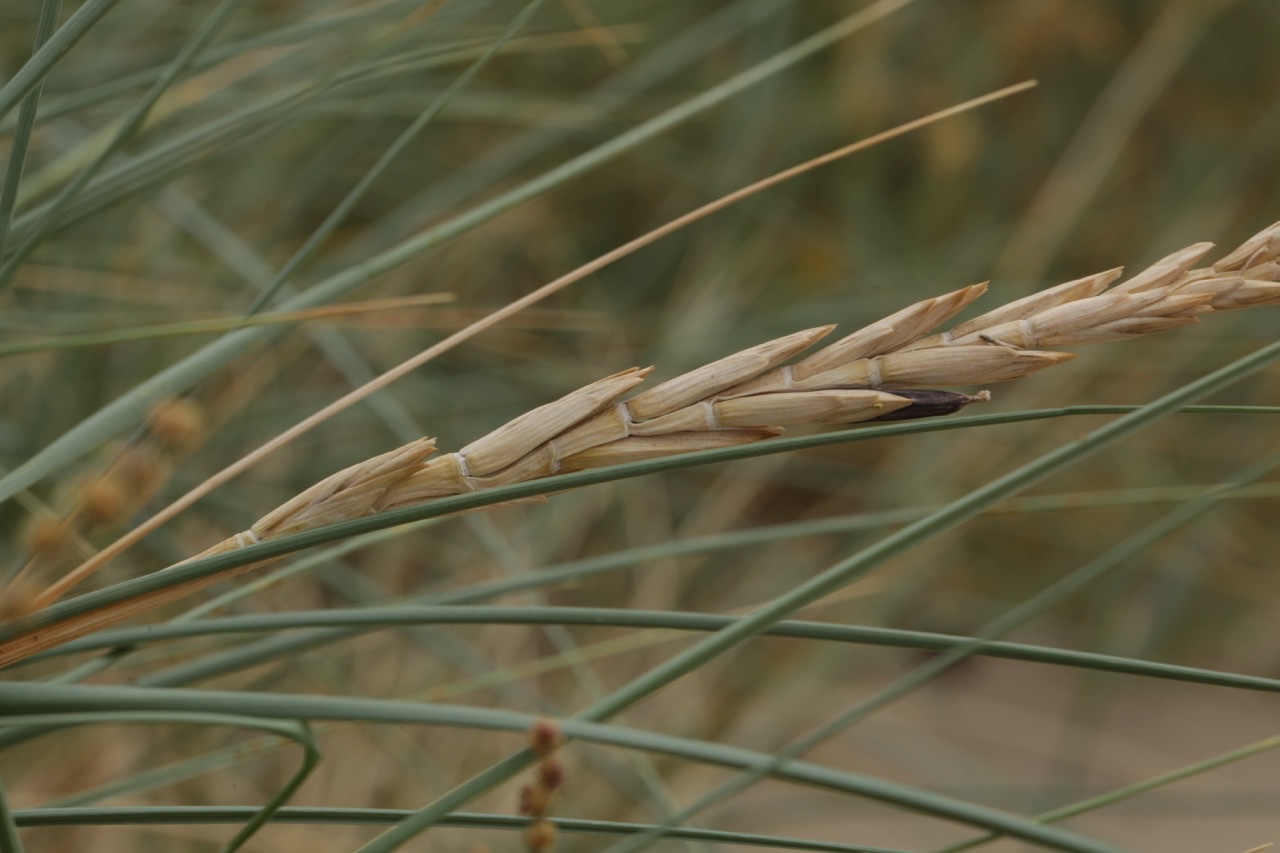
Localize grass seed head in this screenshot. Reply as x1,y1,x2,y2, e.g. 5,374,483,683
459,368,651,477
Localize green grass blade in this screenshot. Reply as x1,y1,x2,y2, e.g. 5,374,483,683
29,606,1280,696
0,0,61,261
0,0,247,290
0,770,22,853
242,0,548,315
0,0,122,120
0,712,317,853
599,442,1280,852
4,403,1278,658
369,340,1280,849
937,734,1280,853
10,805,916,853
0,682,1130,853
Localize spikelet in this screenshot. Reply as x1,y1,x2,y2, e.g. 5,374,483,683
458,368,651,476
625,326,834,420
790,283,988,378
251,437,438,538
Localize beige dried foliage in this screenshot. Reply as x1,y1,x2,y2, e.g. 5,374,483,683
4,220,1278,668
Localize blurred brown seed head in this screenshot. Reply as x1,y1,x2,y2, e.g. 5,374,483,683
528,719,561,757
524,819,556,852
537,758,564,792
518,783,548,817
147,398,206,453
77,476,130,528
117,446,172,505
22,513,72,560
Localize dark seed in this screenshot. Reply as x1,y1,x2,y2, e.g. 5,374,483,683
870,388,989,422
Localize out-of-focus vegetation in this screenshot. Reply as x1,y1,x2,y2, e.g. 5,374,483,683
1,1,1278,851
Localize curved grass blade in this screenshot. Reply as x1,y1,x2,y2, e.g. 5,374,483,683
0,681,1130,853
0,0,61,261
598,443,1280,853
25,606,1280,697
0,0,248,291
11,805,913,853
3,403,1278,669
0,712,317,853
363,339,1280,850
937,734,1280,853
0,0,122,121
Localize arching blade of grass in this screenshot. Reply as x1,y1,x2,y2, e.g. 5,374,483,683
22,605,1279,695
0,682,1131,853
0,0,123,120
597,442,1280,853
344,0,795,253
3,401,1277,670
0,0,248,292
0,0,61,259
0,769,20,853
12,805,914,853
4,21,491,245
240,0,551,316
0,0,427,133
1,712,317,853
356,338,1280,851
937,734,1280,853
0,295,455,357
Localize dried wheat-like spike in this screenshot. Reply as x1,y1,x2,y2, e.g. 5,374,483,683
953,290,1157,347
547,407,633,461
502,337,855,468
204,220,1280,541
122,220,1280,555
1176,267,1280,310
625,325,834,420
383,452,472,502
891,221,1280,360
383,445,564,505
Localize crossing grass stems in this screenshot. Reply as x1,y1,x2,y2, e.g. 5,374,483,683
1,219,1277,667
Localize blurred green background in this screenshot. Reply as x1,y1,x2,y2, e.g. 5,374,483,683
2,1,1278,850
